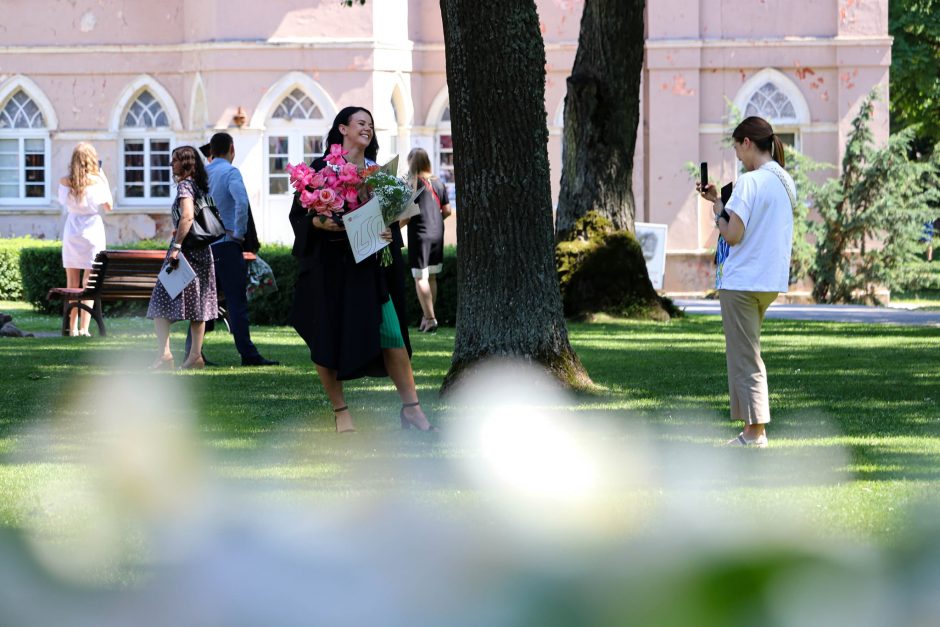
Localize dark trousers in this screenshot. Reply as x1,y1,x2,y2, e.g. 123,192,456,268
186,240,260,360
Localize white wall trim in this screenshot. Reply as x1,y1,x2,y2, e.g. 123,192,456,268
0,39,417,55
699,122,838,134
109,74,183,132
249,71,338,130
0,74,59,130
646,36,894,50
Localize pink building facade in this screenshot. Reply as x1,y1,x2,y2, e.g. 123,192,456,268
0,0,890,294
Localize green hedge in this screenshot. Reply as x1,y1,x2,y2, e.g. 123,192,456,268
12,237,458,326
0,237,60,301
247,244,457,328
19,239,172,315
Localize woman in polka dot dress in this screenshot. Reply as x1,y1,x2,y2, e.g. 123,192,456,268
147,146,219,370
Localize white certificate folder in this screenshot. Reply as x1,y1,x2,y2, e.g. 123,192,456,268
157,253,197,300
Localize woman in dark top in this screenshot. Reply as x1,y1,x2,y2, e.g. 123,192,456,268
402,147,451,333
289,106,435,433
147,146,219,370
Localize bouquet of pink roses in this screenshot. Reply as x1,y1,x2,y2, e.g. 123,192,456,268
286,144,367,224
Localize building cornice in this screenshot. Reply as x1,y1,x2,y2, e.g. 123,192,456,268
646,35,892,50
0,38,416,55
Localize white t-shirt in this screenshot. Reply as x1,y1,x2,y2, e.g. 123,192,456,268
718,162,795,292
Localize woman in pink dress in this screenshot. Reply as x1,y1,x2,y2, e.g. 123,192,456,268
59,142,113,336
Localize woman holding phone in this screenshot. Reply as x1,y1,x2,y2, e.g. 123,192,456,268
697,116,796,448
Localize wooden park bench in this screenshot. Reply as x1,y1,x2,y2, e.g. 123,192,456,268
47,249,256,337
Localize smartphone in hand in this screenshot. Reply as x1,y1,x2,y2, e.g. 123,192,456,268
700,162,708,190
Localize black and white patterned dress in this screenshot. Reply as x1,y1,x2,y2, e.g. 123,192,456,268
146,179,219,322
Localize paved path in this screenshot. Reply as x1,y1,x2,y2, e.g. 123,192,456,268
674,299,940,327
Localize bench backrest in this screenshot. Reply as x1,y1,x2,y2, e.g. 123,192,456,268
83,249,257,300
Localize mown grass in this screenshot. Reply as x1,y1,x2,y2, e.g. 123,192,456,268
1,300,938,548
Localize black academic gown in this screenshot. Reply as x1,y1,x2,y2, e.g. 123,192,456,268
289,158,412,380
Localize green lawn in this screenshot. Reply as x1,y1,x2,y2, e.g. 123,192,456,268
1,299,939,570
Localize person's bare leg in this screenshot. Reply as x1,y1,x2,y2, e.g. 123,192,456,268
383,347,433,430
429,274,438,307
743,424,766,440
65,267,82,335
414,276,435,322
181,322,206,368
315,364,354,432
151,318,174,368
78,269,94,335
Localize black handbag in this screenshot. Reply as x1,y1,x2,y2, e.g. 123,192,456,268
174,193,226,249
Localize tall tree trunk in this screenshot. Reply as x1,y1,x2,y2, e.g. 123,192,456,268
555,0,646,240
439,0,591,391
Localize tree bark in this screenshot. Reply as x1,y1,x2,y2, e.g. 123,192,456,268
439,0,591,392
555,0,646,240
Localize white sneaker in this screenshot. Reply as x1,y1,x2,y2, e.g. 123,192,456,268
726,432,768,448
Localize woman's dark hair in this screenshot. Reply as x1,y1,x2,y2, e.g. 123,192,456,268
732,116,786,168
171,145,209,195
323,106,379,162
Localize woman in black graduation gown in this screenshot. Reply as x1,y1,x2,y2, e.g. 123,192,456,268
289,106,435,433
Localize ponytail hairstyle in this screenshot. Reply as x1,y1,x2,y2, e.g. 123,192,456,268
406,147,433,189
323,106,379,162
732,116,786,169
66,142,101,199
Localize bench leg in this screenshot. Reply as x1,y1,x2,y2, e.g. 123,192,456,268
61,301,72,336
91,299,106,337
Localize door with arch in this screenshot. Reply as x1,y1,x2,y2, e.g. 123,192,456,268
262,89,329,244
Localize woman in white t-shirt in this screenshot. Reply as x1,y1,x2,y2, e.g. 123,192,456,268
697,116,796,448
59,142,113,336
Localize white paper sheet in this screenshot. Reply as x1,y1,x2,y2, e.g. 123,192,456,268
342,197,390,263
157,252,197,300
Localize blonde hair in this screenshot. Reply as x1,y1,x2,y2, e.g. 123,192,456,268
66,142,101,199
406,147,433,189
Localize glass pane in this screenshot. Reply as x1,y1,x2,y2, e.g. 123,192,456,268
0,139,17,153
269,177,288,194
303,136,323,155
124,169,145,183
0,154,16,167
25,184,44,198
24,153,44,167
0,184,17,197
269,156,288,171
125,184,144,198
0,169,18,183
24,138,44,152
268,136,288,153
151,169,170,182
777,133,796,147
25,169,44,183
151,184,171,198
440,153,454,167
125,153,144,168
124,139,144,152
150,139,170,152
439,134,452,149
150,153,170,167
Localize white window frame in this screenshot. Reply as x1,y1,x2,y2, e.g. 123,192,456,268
0,132,50,206
263,122,329,196
119,131,175,205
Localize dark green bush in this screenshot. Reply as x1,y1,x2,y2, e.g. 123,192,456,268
0,237,59,301
247,244,457,328
20,245,66,314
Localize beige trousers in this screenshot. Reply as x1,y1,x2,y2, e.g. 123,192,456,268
718,290,778,425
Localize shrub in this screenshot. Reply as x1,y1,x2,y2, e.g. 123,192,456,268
556,212,678,321
0,237,59,301
248,244,458,328
20,244,66,314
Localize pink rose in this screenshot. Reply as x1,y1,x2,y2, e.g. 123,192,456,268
299,188,317,209
325,143,348,166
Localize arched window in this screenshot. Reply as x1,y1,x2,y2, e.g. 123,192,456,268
734,70,810,153
266,88,328,195
120,90,173,200
0,89,49,201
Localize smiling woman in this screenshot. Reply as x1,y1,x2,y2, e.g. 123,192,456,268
288,106,436,433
